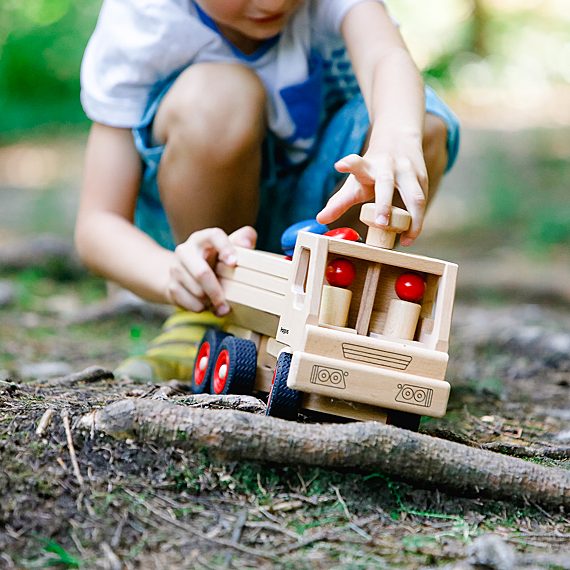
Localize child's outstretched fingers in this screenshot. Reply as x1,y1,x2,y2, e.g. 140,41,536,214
167,228,236,317
316,154,375,224
370,155,399,229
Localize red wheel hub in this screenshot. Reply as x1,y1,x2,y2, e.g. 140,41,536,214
194,342,210,385
213,349,230,394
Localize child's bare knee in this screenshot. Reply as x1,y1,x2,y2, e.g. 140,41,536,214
423,114,447,159
423,113,448,199
155,63,266,157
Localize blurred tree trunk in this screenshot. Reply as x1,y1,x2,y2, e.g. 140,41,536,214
470,0,489,56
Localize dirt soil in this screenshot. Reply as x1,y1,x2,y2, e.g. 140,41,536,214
2,249,570,569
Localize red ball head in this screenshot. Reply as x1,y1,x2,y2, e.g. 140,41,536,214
325,258,356,288
324,227,361,242
395,273,425,302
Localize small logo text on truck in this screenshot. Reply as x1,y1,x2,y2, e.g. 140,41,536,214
280,327,289,335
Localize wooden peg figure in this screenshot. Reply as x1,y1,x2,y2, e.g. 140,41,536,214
319,258,355,328
383,273,425,341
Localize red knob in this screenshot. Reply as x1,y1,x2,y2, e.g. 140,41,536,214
395,273,425,302
325,258,356,288
324,227,361,241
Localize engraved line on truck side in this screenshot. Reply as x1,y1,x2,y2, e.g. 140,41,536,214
342,343,412,370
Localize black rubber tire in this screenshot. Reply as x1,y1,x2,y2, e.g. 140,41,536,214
265,352,301,421
191,329,230,394
211,336,257,396
386,410,421,432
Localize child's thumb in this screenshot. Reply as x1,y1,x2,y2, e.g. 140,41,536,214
229,226,257,249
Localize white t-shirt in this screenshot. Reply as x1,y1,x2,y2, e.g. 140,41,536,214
81,0,383,163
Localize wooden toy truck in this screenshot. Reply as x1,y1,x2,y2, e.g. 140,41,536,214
191,205,457,430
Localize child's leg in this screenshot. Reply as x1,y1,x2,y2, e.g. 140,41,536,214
116,63,267,384
151,62,267,243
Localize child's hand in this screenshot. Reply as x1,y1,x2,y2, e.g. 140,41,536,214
316,143,428,246
166,226,257,316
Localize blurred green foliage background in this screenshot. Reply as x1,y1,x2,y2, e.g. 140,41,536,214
0,0,101,140
1,0,570,257
1,0,570,141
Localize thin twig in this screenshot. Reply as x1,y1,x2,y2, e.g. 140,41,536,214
231,511,248,544
332,485,352,521
481,441,570,460
100,542,122,570
70,530,88,557
274,524,371,556
330,488,373,540
111,512,129,548
245,521,300,540
258,508,280,524
225,511,248,568
274,531,331,554
61,410,85,488
124,489,277,561
36,408,56,436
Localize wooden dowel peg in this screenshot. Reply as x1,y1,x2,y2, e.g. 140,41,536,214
359,204,411,250
383,299,421,341
319,285,352,328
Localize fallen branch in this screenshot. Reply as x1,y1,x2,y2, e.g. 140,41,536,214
38,366,114,387
0,235,83,276
481,441,570,460
428,427,570,460
150,392,266,414
81,398,570,510
68,289,172,324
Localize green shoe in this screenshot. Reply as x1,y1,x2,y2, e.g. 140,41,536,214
114,311,226,383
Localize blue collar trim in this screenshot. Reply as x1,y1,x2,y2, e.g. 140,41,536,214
194,2,279,61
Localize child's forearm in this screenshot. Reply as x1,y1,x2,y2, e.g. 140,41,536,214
366,49,425,148
343,2,425,145
321,1,429,245
75,209,175,304
76,122,174,304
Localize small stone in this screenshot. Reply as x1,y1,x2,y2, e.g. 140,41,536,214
0,280,15,307
21,312,40,328
467,534,515,570
555,429,570,442
20,361,72,380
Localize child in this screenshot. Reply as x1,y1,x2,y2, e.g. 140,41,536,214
76,0,460,381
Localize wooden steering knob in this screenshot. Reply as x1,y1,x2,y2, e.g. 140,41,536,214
359,204,411,249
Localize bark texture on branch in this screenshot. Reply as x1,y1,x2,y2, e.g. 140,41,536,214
81,398,570,509
149,393,266,414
